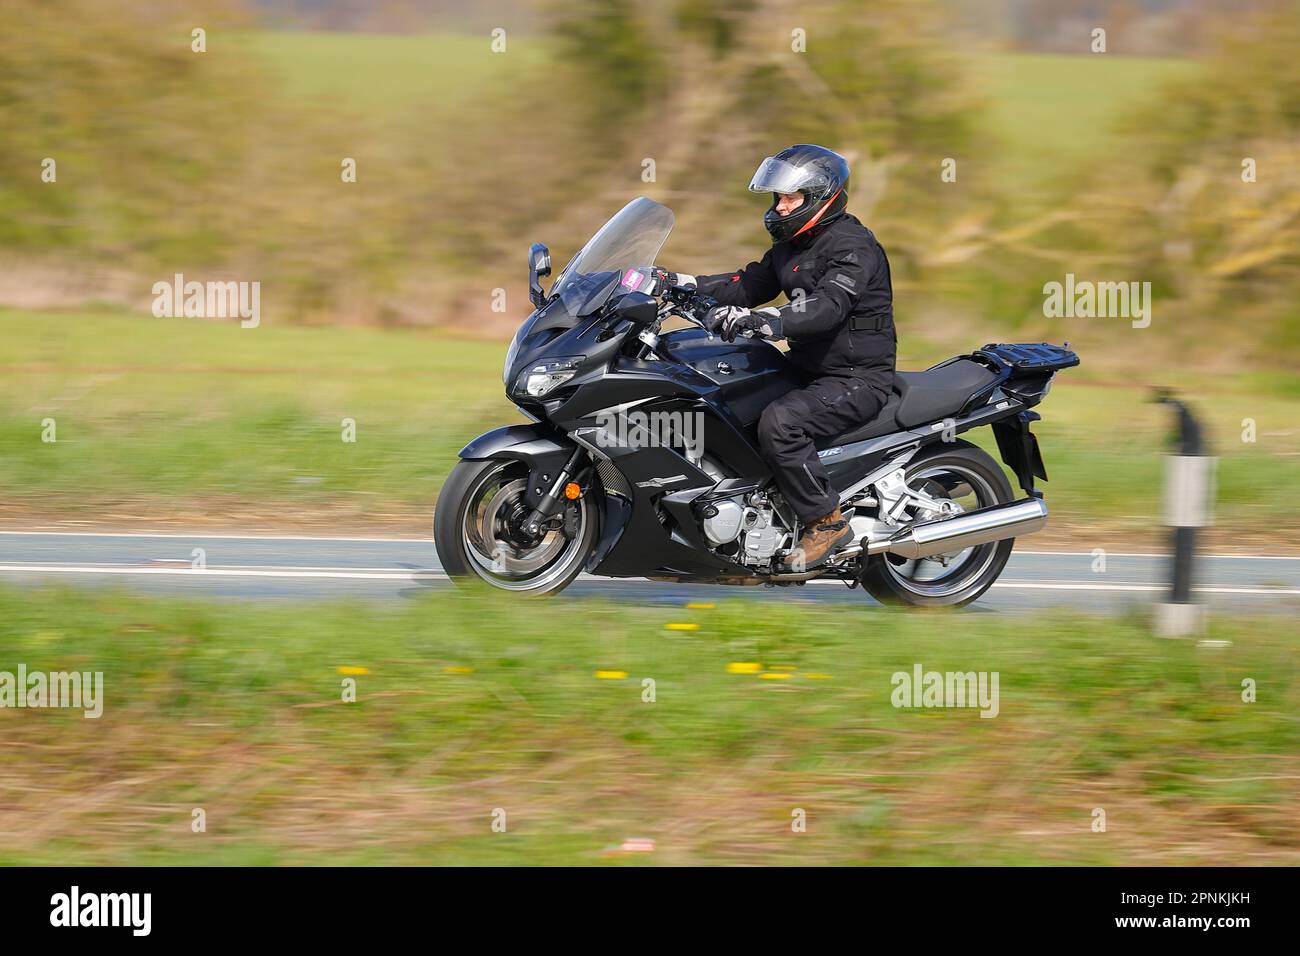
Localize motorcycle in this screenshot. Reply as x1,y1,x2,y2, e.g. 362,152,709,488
435,197,1079,606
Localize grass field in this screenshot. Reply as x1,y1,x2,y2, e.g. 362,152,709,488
978,53,1199,199
242,31,548,118
246,31,1195,150
243,31,1199,198
0,585,1294,865
2,308,1296,547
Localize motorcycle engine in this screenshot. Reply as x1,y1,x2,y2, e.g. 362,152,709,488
702,499,745,545
695,458,793,567
700,493,789,566
738,500,786,564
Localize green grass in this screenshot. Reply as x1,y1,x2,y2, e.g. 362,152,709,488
965,377,1300,543
246,32,1194,165
242,30,549,117
977,53,1200,200
2,308,1296,542
243,32,1195,202
0,586,1294,865
0,307,515,522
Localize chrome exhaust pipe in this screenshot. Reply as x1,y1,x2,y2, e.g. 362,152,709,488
865,497,1048,560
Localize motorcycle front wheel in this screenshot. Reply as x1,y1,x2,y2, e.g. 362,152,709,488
434,458,598,595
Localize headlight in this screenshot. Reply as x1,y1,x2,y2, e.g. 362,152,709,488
517,357,584,398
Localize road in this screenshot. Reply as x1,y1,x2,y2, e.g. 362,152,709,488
0,531,1297,613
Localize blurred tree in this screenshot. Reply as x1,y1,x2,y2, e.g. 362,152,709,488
0,0,263,261
674,0,758,54
549,0,667,129
1072,0,1300,359
619,0,989,284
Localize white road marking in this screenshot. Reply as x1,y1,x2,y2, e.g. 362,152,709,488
1014,551,1300,561
0,531,1294,561
992,581,1300,595
0,563,1295,596
0,564,442,580
31,562,425,573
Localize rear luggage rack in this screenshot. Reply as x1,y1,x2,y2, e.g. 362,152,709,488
974,342,1080,372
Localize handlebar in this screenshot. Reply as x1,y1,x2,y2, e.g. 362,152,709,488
656,301,719,345
653,284,717,337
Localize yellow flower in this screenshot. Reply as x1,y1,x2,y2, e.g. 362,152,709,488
665,622,699,631
726,662,762,674
595,670,628,680
336,666,369,676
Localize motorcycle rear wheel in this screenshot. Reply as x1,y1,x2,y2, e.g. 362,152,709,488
859,443,1016,608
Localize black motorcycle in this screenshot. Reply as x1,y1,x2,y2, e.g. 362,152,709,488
435,198,1079,606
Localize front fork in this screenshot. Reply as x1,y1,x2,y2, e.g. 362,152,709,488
520,447,588,539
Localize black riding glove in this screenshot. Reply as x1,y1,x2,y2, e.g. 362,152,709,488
705,306,784,343
650,267,697,295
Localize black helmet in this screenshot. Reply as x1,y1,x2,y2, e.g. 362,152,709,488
749,144,850,243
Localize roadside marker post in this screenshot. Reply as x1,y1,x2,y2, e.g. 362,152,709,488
1153,390,1216,637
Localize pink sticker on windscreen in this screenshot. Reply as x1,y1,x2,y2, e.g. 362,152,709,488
621,269,644,291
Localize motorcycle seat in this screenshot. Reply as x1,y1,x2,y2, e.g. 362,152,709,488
817,391,902,448
893,359,999,429
816,359,998,448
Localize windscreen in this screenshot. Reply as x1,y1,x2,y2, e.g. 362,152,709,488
549,197,674,314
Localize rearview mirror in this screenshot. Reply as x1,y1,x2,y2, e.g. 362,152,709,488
528,242,551,309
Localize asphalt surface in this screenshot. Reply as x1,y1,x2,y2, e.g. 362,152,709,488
0,531,1297,614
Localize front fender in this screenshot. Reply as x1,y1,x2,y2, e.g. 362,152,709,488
459,425,647,576
458,423,571,464
458,423,587,511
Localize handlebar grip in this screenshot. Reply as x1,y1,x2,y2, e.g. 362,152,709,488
689,294,719,319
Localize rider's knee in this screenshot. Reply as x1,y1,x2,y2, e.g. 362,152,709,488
758,400,802,452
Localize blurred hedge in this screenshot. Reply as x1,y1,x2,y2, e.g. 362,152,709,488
2,0,1298,367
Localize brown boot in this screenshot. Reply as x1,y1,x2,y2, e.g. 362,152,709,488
782,508,854,571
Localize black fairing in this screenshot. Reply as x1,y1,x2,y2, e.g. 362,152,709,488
502,273,623,395
656,327,802,426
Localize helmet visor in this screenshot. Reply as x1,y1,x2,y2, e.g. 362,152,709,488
748,156,832,198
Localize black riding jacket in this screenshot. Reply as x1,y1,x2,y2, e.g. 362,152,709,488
695,213,896,395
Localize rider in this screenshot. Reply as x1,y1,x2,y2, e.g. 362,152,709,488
659,145,896,569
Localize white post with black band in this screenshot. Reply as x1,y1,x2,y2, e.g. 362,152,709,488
1154,391,1216,637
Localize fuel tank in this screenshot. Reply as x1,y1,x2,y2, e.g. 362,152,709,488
656,327,802,427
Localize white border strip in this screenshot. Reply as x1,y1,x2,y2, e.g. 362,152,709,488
0,564,1295,595
0,531,434,542
0,532,1295,561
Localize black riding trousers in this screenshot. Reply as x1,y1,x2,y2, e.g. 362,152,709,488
757,376,885,523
